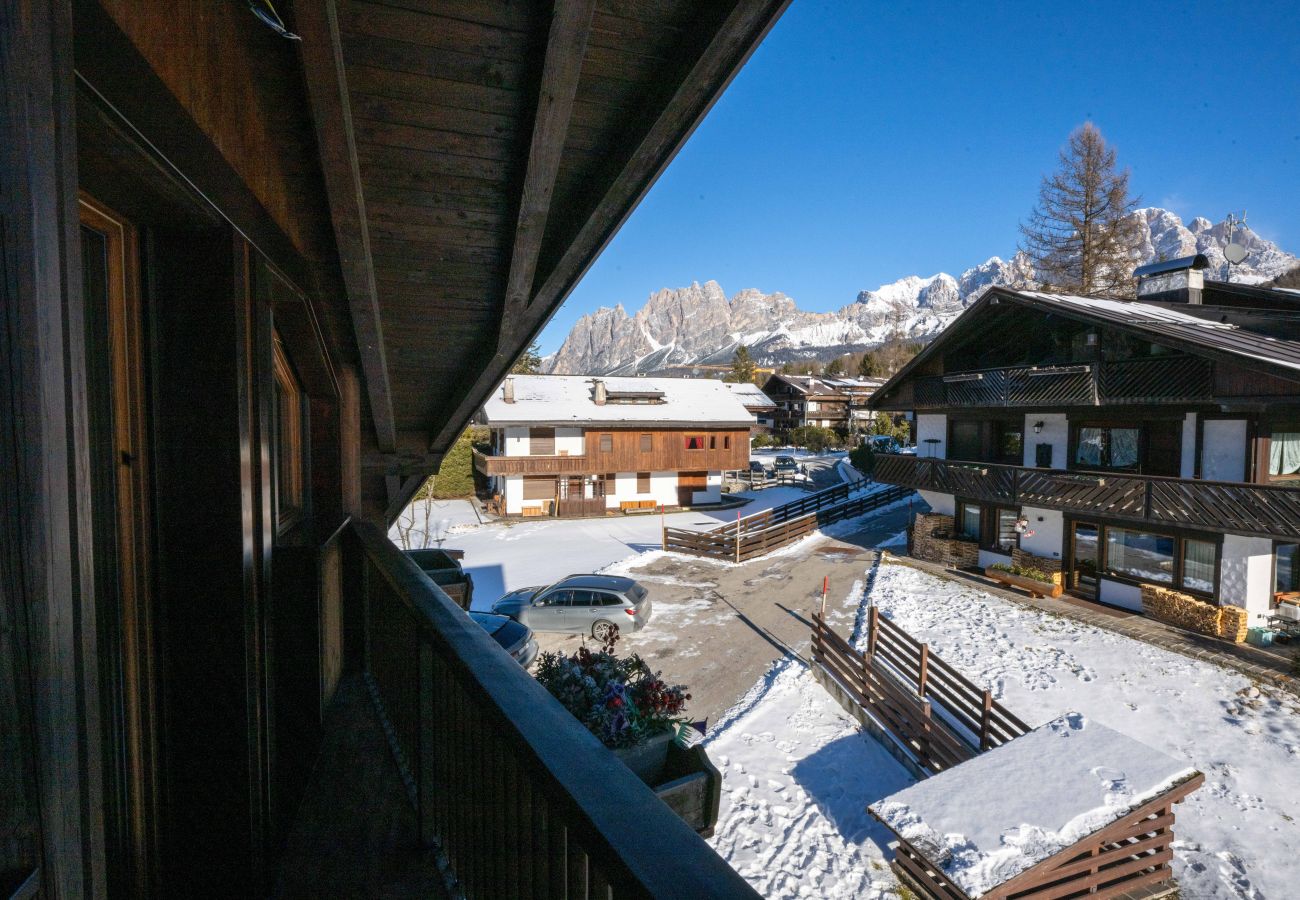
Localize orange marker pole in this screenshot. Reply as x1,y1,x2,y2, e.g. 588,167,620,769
820,574,829,619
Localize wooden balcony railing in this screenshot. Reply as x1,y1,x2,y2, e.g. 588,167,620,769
348,521,758,899
899,354,1213,410
473,447,591,476
874,453,1300,540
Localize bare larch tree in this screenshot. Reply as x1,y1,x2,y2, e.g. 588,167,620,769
1021,123,1141,296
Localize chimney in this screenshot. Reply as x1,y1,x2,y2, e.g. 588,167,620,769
592,379,607,405
502,377,515,404
1133,254,1209,304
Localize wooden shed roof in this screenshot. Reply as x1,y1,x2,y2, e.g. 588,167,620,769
292,0,790,513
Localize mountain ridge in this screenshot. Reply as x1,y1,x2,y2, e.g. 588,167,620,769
544,209,1297,375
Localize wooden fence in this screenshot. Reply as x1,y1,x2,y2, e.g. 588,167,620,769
811,607,1029,773
352,522,758,899
663,483,913,562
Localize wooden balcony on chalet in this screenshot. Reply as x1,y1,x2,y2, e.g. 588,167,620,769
278,520,757,899
874,453,1300,541
473,448,595,476
885,354,1214,411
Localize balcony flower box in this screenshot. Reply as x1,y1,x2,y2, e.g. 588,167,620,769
985,565,1062,599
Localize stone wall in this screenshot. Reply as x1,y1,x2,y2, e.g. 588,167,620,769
912,513,979,568
1010,548,1063,586
1140,584,1248,643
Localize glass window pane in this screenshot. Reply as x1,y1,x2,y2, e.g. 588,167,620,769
1269,433,1300,477
1076,427,1104,466
1110,428,1140,468
1001,428,1023,460
1277,544,1300,594
959,504,981,540
997,508,1019,551
1106,528,1174,583
1181,539,1216,593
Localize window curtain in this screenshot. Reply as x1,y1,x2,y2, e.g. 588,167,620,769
1269,432,1300,477
1110,428,1140,468
1076,427,1104,466
1182,539,1216,593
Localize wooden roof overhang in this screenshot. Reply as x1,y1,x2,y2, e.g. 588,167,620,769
869,287,1300,413
292,0,792,520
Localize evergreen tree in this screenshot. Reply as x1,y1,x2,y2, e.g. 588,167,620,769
725,345,757,383
511,342,543,374
858,352,883,378
823,356,845,377
1020,123,1141,296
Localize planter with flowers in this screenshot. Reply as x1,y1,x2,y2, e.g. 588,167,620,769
534,633,723,835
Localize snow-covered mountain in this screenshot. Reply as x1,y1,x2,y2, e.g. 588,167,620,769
544,210,1297,375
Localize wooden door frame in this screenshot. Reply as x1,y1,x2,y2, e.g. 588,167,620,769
79,192,161,896
1065,519,1101,599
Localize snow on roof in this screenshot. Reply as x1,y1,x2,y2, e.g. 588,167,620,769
481,374,756,427
722,382,776,407
869,713,1198,899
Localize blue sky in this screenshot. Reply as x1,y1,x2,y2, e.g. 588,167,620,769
539,0,1300,354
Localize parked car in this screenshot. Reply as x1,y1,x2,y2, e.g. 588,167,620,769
773,455,805,477
748,460,773,479
491,574,652,640
866,434,902,454
469,611,539,669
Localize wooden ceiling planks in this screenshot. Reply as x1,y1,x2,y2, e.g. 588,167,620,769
299,0,792,514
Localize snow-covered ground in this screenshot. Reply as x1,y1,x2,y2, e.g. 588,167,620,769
707,557,1300,899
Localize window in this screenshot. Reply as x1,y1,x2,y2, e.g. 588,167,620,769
995,508,1021,552
599,433,613,452
530,427,555,455
957,501,981,540
271,334,305,531
1269,432,1300,479
709,435,716,450
999,426,1023,462
640,433,652,452
1105,528,1175,584
1075,426,1139,470
598,593,624,607
522,476,555,500
724,435,731,450
685,435,704,450
636,472,651,493
1276,543,1299,595
1181,539,1217,594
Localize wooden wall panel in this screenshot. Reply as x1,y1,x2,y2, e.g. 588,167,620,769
96,0,335,266
502,427,751,473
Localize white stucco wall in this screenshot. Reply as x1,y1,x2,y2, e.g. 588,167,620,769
917,490,953,515
916,414,947,459
979,549,1013,569
504,476,525,514
1023,413,1068,469
503,426,530,456
1220,534,1274,623
555,427,584,456
1018,507,1064,560
608,471,678,508
693,473,723,505
1180,413,1197,479
1202,419,1247,482
1098,578,1144,612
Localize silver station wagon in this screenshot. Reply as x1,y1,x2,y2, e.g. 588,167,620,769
491,574,652,641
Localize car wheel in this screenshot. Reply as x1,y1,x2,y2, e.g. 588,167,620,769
592,620,619,642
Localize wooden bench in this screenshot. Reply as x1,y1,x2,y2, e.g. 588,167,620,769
620,500,658,513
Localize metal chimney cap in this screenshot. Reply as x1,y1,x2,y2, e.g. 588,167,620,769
1133,254,1210,279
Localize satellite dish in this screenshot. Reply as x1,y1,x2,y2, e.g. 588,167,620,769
1224,242,1247,264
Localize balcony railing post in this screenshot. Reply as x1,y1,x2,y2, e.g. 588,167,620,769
417,640,437,848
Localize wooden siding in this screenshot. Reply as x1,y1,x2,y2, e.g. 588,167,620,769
476,428,750,475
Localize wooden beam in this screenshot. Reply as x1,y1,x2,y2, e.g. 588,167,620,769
428,0,792,454
296,0,397,452
497,0,596,350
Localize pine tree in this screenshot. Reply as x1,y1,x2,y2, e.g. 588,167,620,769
857,352,883,378
823,356,845,377
1020,123,1141,297
725,345,757,383
511,342,543,374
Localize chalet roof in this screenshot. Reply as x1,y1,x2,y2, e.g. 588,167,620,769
481,375,755,428
722,381,776,408
869,714,1198,899
765,374,847,396
869,284,1300,410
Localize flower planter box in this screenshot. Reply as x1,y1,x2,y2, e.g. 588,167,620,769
613,730,675,784
651,744,723,838
985,567,1063,599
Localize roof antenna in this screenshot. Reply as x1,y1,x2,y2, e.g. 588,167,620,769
1222,211,1248,283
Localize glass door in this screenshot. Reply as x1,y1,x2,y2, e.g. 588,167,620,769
1070,521,1100,598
